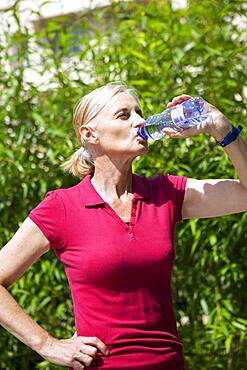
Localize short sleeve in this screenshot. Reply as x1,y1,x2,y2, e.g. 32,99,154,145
28,190,65,250
162,173,187,224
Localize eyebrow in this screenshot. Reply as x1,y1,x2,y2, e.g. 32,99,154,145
114,106,143,116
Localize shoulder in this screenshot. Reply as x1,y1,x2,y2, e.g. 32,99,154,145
133,172,187,190
29,181,83,218
47,179,83,201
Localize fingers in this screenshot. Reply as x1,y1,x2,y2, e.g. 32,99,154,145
162,126,196,138
166,94,192,108
80,344,98,357
162,127,180,136
71,338,105,369
78,336,109,356
40,335,109,369
68,340,99,369
162,117,213,138
74,352,95,367
71,359,85,370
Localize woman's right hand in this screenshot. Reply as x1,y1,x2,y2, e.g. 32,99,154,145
37,334,110,369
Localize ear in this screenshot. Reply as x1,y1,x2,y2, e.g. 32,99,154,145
79,126,99,144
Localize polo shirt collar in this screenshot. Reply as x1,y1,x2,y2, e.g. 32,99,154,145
81,174,150,207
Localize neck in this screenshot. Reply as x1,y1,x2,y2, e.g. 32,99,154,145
91,156,133,200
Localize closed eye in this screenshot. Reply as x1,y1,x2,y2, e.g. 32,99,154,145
116,108,143,119
118,110,143,117
118,112,130,119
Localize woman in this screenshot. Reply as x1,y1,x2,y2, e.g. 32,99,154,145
0,82,246,370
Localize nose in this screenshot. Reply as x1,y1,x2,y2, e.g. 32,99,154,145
132,112,145,128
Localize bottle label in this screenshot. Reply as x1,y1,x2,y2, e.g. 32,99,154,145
171,106,185,125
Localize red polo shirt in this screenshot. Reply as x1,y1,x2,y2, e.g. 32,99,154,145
28,173,187,370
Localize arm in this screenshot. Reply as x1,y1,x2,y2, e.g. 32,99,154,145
0,217,109,368
165,95,247,219
182,177,247,219
0,217,50,351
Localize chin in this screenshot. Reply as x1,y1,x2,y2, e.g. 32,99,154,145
133,145,148,158
139,141,149,152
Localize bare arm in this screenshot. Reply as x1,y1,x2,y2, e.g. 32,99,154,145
165,95,247,219
0,217,109,368
182,129,247,219
0,217,50,351
182,178,247,219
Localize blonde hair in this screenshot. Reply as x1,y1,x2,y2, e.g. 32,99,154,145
60,82,139,179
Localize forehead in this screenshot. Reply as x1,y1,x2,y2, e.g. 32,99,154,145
105,92,139,113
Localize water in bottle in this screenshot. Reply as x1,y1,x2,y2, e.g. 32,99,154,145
137,97,208,141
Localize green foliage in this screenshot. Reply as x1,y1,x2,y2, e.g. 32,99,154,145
0,0,246,368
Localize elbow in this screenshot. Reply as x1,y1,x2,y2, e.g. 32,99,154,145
0,278,12,290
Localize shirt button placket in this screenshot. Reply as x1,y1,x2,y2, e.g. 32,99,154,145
129,200,137,236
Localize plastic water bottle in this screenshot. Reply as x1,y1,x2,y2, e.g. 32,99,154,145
137,97,208,140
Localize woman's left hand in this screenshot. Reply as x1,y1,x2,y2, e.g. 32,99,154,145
163,94,233,141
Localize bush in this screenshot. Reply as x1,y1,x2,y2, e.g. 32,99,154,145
0,0,246,368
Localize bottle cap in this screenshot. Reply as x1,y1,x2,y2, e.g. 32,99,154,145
137,125,148,140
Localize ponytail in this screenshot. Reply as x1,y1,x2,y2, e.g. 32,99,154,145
60,146,94,179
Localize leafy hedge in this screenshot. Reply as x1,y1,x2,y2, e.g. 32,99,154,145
0,0,246,369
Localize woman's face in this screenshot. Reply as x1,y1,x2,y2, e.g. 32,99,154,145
84,91,148,159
